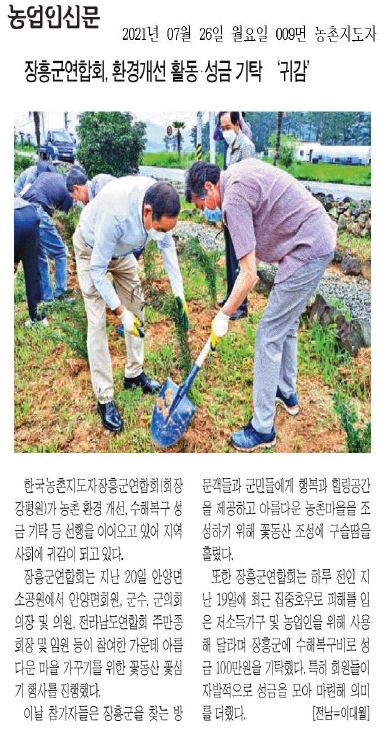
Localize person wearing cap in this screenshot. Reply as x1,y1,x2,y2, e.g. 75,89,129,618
185,159,336,452
14,160,56,196
212,112,256,321
73,176,188,433
66,167,115,205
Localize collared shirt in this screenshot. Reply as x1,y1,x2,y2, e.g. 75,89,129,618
78,175,184,311
22,172,73,216
87,174,115,201
220,158,337,283
226,130,256,168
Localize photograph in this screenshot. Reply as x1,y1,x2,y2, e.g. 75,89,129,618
14,111,371,453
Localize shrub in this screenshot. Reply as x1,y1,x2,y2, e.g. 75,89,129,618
268,132,296,168
76,112,146,178
14,152,34,179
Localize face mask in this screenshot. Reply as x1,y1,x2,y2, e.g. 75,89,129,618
203,207,222,223
147,227,166,243
222,129,237,146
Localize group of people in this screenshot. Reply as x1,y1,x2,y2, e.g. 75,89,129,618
14,112,336,451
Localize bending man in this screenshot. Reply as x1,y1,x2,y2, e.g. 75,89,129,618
185,159,336,451
66,167,115,205
74,177,187,433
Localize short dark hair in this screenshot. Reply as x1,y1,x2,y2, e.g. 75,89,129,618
185,162,221,203
143,182,180,220
218,111,241,126
66,167,88,192
37,161,56,176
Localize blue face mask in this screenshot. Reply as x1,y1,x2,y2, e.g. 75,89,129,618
203,206,222,223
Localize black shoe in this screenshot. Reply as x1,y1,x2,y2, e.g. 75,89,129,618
218,296,228,307
230,307,248,321
124,372,161,395
97,401,124,432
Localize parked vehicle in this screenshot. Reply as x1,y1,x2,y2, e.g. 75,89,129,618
39,129,76,163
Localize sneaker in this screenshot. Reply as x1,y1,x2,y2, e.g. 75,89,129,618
25,317,49,328
115,324,124,337
231,422,276,452
275,387,299,416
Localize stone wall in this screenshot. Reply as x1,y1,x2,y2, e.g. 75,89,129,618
312,192,371,238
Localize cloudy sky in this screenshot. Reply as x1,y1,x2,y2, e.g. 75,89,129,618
15,111,205,133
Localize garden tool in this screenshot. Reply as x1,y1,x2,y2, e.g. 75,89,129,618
151,337,212,448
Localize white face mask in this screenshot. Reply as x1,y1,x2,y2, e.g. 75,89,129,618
222,129,237,146
147,227,166,243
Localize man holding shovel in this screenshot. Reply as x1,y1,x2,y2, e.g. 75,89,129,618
185,159,336,451
74,176,188,433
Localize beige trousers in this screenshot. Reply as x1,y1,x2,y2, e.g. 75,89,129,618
73,225,145,403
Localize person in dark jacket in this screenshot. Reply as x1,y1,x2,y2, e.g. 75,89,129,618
14,197,47,326
14,160,56,196
22,172,74,302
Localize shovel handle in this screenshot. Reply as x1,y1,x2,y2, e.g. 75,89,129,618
176,337,213,400
195,336,212,369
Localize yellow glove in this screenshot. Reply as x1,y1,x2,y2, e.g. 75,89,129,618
210,310,230,349
119,308,144,337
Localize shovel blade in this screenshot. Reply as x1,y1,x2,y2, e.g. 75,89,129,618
151,377,196,448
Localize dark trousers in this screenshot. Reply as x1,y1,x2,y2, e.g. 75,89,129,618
224,226,248,311
14,205,42,320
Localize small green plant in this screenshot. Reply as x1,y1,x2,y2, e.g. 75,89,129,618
142,239,158,285
45,300,88,358
300,322,350,386
182,237,219,305
54,207,81,248
333,392,371,452
160,297,192,378
328,296,351,322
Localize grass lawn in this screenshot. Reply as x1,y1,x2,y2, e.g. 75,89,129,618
15,143,36,154
263,158,371,186
14,220,371,453
142,151,371,186
142,151,224,168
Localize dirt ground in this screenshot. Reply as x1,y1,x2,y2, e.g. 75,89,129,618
14,253,371,453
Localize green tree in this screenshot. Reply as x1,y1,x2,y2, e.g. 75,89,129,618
76,112,146,177
172,120,186,159
268,132,296,168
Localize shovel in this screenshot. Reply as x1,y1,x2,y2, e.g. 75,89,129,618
151,337,212,448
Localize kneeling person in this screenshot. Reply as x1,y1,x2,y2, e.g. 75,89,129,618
74,177,187,432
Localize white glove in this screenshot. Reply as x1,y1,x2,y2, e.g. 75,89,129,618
119,307,144,337
211,310,230,349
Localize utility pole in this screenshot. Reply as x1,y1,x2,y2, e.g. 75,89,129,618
40,112,46,142
209,111,216,164
196,111,203,160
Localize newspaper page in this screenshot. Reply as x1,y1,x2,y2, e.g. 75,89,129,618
2,1,385,728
